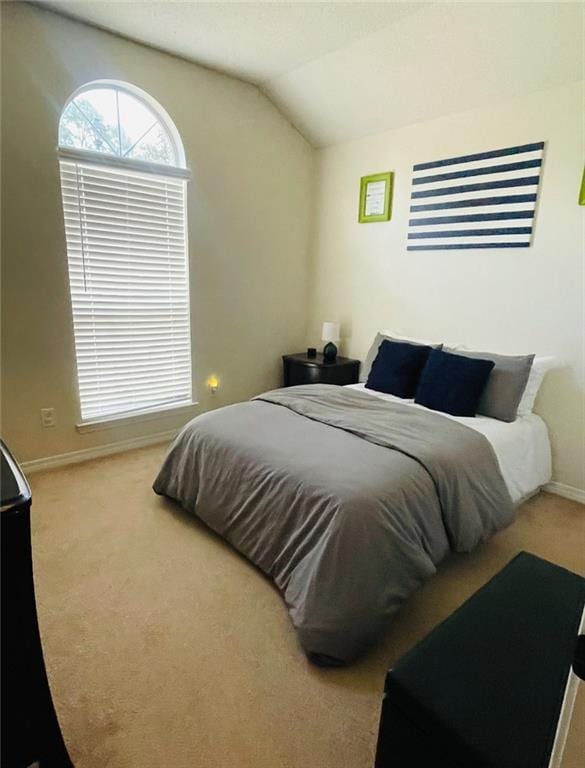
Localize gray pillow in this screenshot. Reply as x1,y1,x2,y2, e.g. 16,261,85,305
361,332,442,383
444,348,535,422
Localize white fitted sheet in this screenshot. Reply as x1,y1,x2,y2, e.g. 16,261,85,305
346,383,552,503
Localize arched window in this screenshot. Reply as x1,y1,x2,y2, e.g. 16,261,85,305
58,82,192,424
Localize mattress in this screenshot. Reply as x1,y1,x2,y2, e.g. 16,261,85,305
346,383,552,504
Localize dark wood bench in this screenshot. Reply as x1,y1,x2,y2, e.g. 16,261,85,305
375,552,585,768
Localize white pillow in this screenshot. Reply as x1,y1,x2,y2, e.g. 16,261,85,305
516,356,557,416
380,329,444,347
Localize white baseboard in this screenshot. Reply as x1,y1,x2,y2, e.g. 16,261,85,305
544,481,585,505
20,429,177,474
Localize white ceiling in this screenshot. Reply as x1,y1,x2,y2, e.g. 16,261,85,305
41,1,585,147
43,2,427,82
266,2,585,145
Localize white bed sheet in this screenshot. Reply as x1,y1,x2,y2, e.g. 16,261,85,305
346,383,552,503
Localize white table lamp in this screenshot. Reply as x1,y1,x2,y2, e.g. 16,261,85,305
321,321,340,363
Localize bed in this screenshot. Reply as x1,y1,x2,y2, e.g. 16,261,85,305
153,381,551,665
347,383,551,504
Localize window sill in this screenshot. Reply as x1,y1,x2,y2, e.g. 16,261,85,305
76,401,198,434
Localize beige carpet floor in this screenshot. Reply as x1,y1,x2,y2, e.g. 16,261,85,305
29,444,585,768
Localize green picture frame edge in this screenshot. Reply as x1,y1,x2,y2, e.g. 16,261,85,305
358,171,394,223
579,166,585,206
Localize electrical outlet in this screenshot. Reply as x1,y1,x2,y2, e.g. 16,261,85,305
40,408,56,428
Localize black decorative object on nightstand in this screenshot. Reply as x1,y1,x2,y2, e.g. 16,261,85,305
282,353,360,387
322,342,338,364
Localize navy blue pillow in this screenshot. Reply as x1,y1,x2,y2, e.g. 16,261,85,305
366,340,433,398
415,348,495,417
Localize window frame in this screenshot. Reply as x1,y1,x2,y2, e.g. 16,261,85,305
57,80,196,429
59,79,188,172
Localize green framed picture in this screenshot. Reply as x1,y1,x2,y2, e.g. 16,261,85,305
358,171,393,223
579,167,585,205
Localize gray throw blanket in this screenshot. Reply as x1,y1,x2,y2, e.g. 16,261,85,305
154,385,514,663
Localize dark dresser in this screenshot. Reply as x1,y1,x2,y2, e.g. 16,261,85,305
282,353,360,387
1,440,72,767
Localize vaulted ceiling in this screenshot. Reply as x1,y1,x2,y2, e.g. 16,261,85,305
42,1,585,147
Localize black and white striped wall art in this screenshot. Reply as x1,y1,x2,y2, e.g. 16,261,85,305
407,141,544,251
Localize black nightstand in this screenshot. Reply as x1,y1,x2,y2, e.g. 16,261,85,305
282,353,360,387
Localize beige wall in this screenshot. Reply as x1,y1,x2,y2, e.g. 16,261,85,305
308,81,585,493
1,3,314,463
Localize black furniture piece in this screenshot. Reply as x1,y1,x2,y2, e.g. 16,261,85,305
1,440,72,768
375,552,585,768
282,352,360,387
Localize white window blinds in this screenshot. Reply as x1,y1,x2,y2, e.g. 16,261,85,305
59,159,192,422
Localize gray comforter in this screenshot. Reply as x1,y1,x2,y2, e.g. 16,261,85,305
153,384,514,663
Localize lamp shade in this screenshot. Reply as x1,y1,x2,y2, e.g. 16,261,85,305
321,322,340,343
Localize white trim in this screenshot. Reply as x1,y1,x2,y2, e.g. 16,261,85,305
544,481,585,505
76,401,198,434
57,147,191,180
548,605,585,768
20,430,178,474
